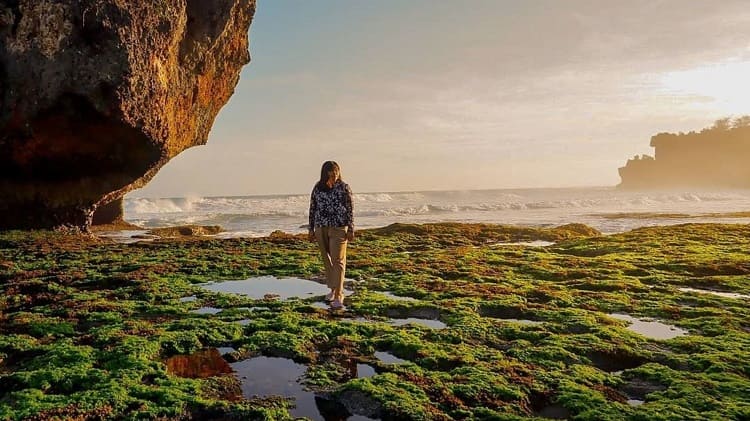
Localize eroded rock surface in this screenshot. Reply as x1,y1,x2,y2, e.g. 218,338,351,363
0,0,256,229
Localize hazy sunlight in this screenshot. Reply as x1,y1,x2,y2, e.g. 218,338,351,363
659,60,750,115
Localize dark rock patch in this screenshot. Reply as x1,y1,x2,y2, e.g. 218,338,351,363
586,350,647,373
620,377,667,401
385,305,440,320
337,390,384,420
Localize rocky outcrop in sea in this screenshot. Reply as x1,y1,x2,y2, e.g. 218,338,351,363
618,117,750,189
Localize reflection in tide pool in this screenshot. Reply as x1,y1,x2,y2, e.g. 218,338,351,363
627,399,645,406
498,318,543,326
200,276,352,300
96,230,155,244
390,318,447,329
231,357,309,410
490,240,555,247
608,313,687,340
231,356,372,420
166,352,374,420
374,351,408,364
678,287,750,300
343,359,378,380
192,307,222,315
165,348,233,379
357,364,377,378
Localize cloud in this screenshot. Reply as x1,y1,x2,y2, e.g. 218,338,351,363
136,0,750,196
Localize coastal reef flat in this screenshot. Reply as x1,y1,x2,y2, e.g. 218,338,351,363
1,223,749,420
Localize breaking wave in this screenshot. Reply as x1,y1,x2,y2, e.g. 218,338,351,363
123,188,750,235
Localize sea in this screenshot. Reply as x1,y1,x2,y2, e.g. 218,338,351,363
121,187,750,238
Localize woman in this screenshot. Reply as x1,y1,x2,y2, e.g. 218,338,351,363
308,161,354,310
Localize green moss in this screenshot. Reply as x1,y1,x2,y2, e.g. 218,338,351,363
1,223,749,419
339,373,440,420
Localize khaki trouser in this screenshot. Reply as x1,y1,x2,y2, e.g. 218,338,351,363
314,226,348,300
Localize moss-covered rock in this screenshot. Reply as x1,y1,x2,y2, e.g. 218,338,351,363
1,222,749,419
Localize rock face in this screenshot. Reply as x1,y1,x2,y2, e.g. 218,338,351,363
618,117,750,189
91,198,124,226
0,0,256,229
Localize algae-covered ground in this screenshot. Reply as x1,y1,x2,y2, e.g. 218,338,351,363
1,222,749,420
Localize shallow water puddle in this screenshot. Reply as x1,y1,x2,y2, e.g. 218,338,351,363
678,287,749,300
231,356,367,420
192,306,222,315
491,240,555,247
200,276,352,300
627,399,645,406
374,351,408,364
166,352,369,419
216,347,236,355
97,230,156,244
166,348,233,378
356,364,376,378
343,359,377,379
608,313,687,340
390,318,447,329
340,317,372,324
234,306,272,312
309,301,330,310
500,318,543,326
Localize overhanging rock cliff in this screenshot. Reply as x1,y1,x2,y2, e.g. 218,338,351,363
0,0,256,229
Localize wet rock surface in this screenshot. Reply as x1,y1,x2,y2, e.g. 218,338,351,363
148,225,223,237
337,390,384,420
0,0,256,230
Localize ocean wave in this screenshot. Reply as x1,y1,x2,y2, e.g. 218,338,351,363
124,189,750,230
125,195,309,214
353,192,427,202
126,196,205,213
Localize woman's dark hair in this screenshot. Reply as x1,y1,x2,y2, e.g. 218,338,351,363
317,161,341,189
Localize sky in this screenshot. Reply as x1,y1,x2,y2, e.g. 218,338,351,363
132,0,750,198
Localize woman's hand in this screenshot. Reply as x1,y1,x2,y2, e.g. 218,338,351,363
308,231,316,243
347,229,355,242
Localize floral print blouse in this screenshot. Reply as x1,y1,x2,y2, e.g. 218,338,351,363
309,180,354,232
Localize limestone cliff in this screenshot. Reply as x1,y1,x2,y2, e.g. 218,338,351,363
618,117,750,189
0,0,255,229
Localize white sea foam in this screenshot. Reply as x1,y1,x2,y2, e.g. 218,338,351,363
124,188,750,237
127,196,204,213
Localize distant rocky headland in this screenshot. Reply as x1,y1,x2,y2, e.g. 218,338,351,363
0,0,256,230
618,116,750,189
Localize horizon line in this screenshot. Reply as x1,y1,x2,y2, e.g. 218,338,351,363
126,184,620,200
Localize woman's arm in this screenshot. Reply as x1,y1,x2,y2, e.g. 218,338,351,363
344,184,354,236
309,186,317,235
